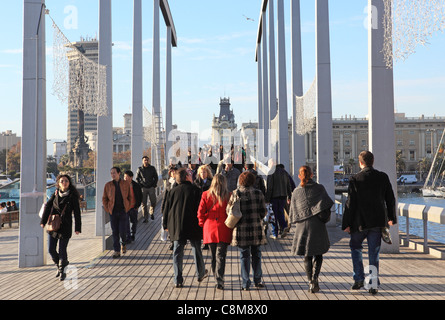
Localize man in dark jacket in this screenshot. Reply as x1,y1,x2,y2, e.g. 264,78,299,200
162,168,208,287
342,151,396,295
221,162,241,192
136,156,158,222
102,167,133,258
265,159,292,239
124,170,143,242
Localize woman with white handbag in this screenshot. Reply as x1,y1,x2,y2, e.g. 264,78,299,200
226,171,267,291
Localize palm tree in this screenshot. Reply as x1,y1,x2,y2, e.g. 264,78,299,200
348,158,356,174
396,150,406,173
417,157,431,182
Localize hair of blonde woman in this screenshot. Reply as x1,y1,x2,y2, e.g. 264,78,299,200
197,164,213,179
298,165,313,187
208,173,229,206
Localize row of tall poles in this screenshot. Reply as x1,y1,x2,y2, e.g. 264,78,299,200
256,0,399,251
18,0,398,268
93,0,177,237
19,0,176,267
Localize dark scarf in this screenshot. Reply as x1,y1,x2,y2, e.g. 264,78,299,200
289,180,334,223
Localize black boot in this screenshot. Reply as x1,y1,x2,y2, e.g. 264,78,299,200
59,260,69,281
304,256,313,293
53,259,60,278
311,255,323,293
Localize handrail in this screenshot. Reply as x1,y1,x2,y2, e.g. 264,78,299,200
333,197,445,258
0,210,19,229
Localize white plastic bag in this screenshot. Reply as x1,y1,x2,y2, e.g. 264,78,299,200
160,217,169,241
38,202,47,218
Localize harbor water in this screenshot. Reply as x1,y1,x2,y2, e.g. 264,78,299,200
398,192,445,244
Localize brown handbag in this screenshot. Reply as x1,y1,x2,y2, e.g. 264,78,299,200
46,199,68,232
47,213,62,232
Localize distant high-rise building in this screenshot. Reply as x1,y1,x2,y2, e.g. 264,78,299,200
0,130,21,151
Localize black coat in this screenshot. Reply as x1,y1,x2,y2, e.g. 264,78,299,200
136,165,158,189
40,190,81,239
342,166,397,233
162,181,202,241
194,177,212,194
265,166,292,202
131,180,143,209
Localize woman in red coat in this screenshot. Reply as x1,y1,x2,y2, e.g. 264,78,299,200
197,173,232,290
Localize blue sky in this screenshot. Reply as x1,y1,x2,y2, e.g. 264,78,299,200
1,0,445,142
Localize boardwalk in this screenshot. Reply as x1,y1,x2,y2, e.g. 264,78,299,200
1,202,445,307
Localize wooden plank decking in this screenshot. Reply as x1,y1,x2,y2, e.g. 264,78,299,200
1,201,445,305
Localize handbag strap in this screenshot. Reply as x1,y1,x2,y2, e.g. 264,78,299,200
207,197,217,214
52,190,69,217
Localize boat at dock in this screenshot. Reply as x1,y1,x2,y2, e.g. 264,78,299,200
422,127,445,198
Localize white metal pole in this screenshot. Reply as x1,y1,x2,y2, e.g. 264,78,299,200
96,0,113,236
19,0,47,268
291,0,305,180
166,26,173,165
257,47,263,161
132,0,143,174
153,0,161,173
277,0,289,171
262,9,269,161
268,0,278,161
315,0,335,226
369,0,399,252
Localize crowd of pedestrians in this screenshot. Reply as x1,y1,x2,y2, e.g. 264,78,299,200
38,146,396,295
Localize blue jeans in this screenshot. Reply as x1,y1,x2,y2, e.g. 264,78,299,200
110,211,128,252
173,239,206,285
349,228,381,286
270,198,288,237
239,245,262,289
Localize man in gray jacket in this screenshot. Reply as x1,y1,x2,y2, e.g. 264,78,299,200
136,156,158,222
221,162,241,193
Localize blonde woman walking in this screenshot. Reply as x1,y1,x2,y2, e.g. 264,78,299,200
197,174,232,289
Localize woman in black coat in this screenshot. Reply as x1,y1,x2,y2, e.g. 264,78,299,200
40,174,81,281
194,165,213,194
194,165,213,250
289,166,333,294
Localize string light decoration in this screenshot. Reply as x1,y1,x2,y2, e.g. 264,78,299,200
270,114,279,146
383,0,445,69
50,16,108,116
294,77,316,136
143,106,154,144
143,105,165,172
